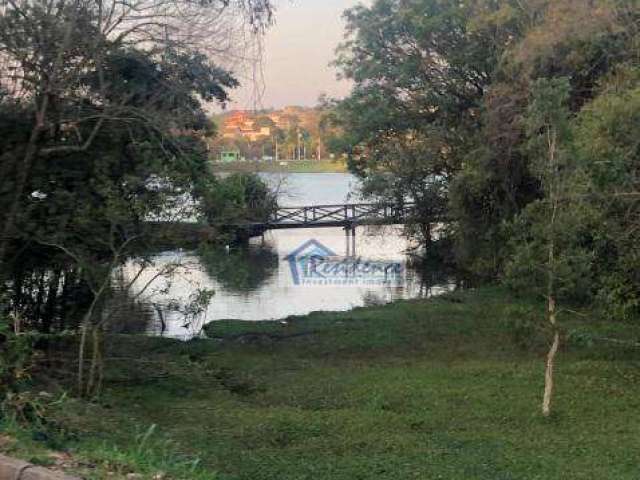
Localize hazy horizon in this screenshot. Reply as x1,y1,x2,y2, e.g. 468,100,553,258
225,0,365,111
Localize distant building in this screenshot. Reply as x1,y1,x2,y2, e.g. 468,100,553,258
268,113,291,130
221,110,273,140
220,150,241,163
221,111,251,138
217,107,322,154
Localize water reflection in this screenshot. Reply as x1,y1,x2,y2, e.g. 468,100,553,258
2,255,156,336
3,256,92,334
198,244,278,293
125,224,456,339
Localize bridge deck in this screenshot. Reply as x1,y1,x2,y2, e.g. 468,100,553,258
249,202,416,231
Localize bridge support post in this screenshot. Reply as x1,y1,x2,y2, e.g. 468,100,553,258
344,225,356,257
351,225,356,257
345,226,351,257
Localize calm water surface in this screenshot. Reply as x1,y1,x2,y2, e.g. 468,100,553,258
126,173,454,338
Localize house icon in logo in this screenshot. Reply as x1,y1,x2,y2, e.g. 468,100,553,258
285,239,337,285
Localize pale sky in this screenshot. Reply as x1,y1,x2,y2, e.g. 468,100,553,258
227,0,365,110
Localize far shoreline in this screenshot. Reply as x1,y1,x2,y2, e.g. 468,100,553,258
212,158,349,174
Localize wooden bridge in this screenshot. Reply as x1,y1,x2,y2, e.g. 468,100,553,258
237,202,414,245
235,202,416,254
267,202,416,229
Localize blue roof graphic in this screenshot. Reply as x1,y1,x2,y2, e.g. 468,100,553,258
285,239,336,260
286,239,337,284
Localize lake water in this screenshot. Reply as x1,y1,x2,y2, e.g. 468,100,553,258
125,173,455,339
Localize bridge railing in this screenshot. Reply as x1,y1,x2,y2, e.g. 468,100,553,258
269,202,416,226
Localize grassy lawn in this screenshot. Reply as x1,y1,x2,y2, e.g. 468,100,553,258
212,159,348,174
3,287,640,479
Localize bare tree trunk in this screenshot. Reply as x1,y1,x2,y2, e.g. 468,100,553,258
77,318,89,395
58,269,75,331
42,268,62,334
78,293,104,396
542,127,560,417
542,296,559,416
421,222,432,249
87,325,102,398
96,333,105,397
33,270,46,326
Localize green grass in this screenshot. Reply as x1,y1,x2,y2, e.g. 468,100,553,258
3,287,640,479
213,159,348,174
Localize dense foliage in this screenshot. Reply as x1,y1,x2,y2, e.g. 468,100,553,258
199,172,278,238
331,0,640,319
0,0,274,398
